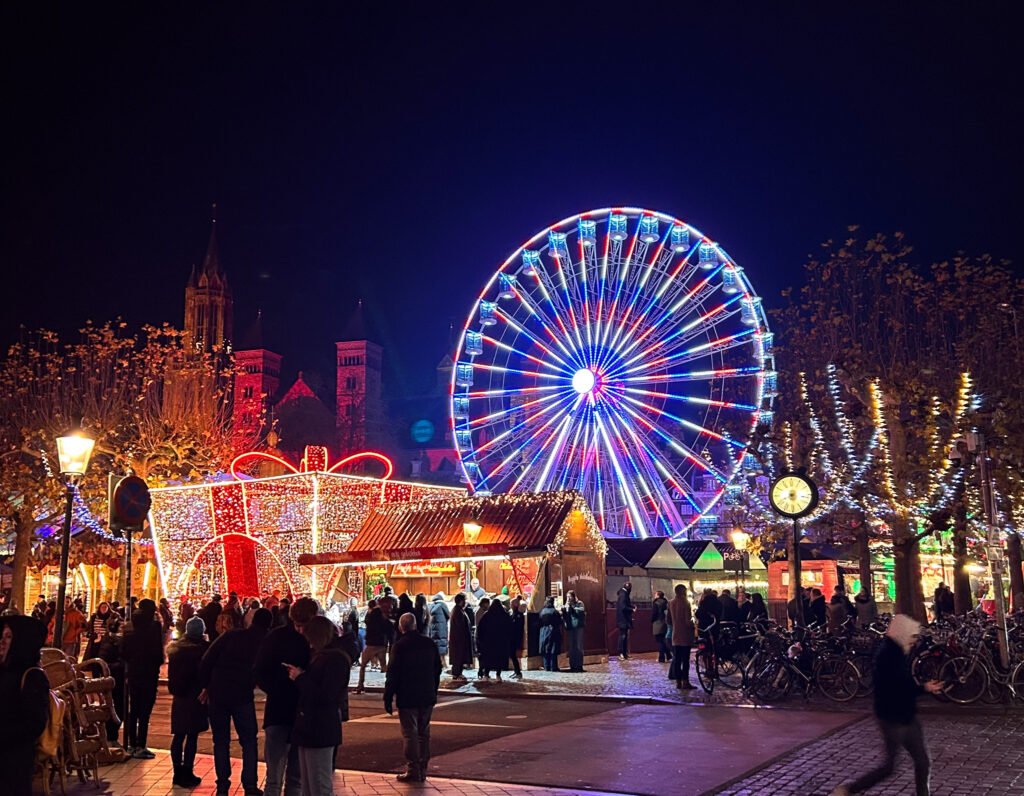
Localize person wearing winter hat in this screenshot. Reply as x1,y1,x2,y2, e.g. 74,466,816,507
831,614,942,796
167,617,210,787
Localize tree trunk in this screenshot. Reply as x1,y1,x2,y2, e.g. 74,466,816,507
10,511,34,612
952,502,973,614
892,516,926,621
1006,530,1024,612
788,520,803,625
857,525,872,594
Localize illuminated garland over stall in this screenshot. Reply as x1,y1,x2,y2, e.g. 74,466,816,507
147,446,464,602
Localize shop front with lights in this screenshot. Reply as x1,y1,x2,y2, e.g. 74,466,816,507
299,490,608,670
148,448,464,604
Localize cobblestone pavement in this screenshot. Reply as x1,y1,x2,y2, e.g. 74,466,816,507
66,750,627,796
712,714,1024,796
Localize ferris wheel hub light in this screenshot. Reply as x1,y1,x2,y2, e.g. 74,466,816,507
572,368,597,394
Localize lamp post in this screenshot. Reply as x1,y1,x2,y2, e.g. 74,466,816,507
731,528,750,593
53,430,95,651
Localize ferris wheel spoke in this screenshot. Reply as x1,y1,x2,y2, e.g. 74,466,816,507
467,390,571,427
622,366,763,384
614,264,726,365
611,397,732,485
549,250,587,355
481,335,574,375
605,233,670,357
601,229,645,351
531,396,587,493
494,308,574,370
507,408,577,493
611,317,751,378
617,385,757,412
471,361,568,381
474,392,579,490
465,384,564,399
578,237,596,353
593,410,651,537
470,387,576,457
608,389,744,451
511,283,585,368
556,407,590,491
598,398,681,534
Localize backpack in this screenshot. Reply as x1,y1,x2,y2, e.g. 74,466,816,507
22,667,65,761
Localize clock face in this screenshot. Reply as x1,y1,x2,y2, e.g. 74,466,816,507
770,473,818,518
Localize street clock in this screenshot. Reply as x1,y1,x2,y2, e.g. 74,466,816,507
769,471,818,519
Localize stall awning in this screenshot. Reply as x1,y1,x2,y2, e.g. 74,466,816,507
299,542,508,567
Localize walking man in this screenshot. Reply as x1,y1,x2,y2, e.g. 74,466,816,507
831,614,941,796
253,597,318,796
384,613,442,783
562,591,586,672
615,582,634,660
356,598,393,692
201,607,271,796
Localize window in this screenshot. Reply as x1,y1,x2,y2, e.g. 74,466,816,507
345,376,357,390
340,355,362,366
242,386,254,399
345,404,353,416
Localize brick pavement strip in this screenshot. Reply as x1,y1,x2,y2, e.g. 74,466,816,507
710,714,1024,796
65,750,630,796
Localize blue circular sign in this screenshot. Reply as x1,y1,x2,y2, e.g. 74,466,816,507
410,419,435,444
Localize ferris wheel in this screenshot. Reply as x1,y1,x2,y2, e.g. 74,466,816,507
449,208,775,538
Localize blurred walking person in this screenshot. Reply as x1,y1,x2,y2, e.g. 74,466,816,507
615,583,633,660
651,590,671,663
123,599,164,758
666,584,695,689
448,593,473,683
831,614,942,796
563,591,586,672
539,597,564,672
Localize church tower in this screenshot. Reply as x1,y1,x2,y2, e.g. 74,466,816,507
335,302,384,452
233,311,282,449
185,205,233,354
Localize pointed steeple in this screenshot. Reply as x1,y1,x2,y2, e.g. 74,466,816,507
187,263,198,288
339,299,370,342
201,203,220,277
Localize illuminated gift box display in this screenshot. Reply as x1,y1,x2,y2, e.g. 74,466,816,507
148,446,464,601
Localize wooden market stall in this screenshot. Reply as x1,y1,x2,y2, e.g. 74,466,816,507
298,490,608,669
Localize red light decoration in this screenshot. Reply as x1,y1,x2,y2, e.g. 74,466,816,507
230,446,394,481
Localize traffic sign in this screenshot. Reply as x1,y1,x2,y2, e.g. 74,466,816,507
111,475,151,530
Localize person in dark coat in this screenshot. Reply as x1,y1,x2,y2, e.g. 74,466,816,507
933,583,955,621
808,588,828,627
448,593,473,682
357,599,394,692
427,593,450,666
384,613,442,783
719,589,740,623
122,599,164,758
508,596,526,679
562,591,586,672
745,592,769,623
254,597,318,796
197,595,223,642
475,599,512,680
0,615,50,796
398,592,415,623
96,612,125,742
650,590,671,662
414,593,429,635
201,607,271,796
286,616,351,796
167,617,209,788
666,584,696,689
615,583,634,660
538,597,564,671
832,615,941,796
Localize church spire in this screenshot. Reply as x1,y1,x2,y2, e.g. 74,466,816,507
201,203,220,277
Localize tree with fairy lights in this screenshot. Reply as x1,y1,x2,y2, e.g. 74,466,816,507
776,230,1021,621
0,322,246,610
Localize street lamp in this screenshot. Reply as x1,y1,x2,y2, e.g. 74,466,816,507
52,430,95,651
731,528,750,592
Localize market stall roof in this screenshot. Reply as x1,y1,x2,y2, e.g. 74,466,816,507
606,537,688,570
298,490,603,566
673,540,718,568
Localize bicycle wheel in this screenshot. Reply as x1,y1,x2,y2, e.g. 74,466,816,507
1010,661,1024,702
719,651,750,690
747,656,792,702
851,654,873,697
939,656,989,705
695,648,716,694
815,656,861,702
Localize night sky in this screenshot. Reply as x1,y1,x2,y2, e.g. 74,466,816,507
3,4,1021,397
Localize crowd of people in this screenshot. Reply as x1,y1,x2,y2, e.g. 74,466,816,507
0,578,568,795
